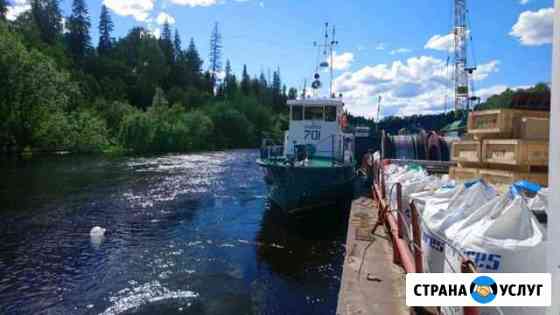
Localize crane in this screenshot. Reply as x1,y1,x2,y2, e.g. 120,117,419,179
453,0,476,111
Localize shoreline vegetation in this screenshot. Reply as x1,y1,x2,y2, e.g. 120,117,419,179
0,2,550,157
0,1,291,156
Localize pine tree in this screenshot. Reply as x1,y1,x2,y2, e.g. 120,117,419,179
272,69,282,108
67,0,91,62
31,0,63,44
185,38,202,86
159,21,174,65
224,59,237,98
208,22,222,87
173,29,182,60
0,0,8,21
288,87,298,100
97,5,113,55
259,72,267,88
241,64,250,96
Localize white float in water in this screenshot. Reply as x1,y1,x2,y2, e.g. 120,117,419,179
90,226,106,249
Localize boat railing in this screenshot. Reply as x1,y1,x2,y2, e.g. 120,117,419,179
260,135,354,165
260,139,284,160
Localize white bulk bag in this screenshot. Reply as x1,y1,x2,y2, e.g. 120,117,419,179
410,183,458,215
446,191,545,274
443,191,546,315
421,181,497,273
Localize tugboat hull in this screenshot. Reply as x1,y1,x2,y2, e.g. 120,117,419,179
260,162,354,214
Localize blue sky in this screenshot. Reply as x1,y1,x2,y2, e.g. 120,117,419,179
7,0,555,117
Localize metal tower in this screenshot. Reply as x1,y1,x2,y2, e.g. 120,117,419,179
453,0,470,111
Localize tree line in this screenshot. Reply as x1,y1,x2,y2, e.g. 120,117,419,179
0,0,294,154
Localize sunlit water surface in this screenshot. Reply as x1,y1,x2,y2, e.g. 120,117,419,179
0,150,347,314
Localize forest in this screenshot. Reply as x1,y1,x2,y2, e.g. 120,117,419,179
0,0,295,154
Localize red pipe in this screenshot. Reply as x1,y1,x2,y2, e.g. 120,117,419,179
386,211,416,273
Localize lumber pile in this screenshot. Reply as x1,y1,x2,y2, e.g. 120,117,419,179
450,109,550,189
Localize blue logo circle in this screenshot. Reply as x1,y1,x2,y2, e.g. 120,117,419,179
470,276,498,304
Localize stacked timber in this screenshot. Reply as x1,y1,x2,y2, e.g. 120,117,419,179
449,109,550,189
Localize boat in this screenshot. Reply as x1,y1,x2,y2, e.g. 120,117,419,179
257,23,355,214
257,99,355,214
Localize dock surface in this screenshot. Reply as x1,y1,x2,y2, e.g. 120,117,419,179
336,197,408,315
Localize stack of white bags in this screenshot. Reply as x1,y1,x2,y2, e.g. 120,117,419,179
384,165,548,315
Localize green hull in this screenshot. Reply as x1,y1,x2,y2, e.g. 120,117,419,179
257,159,355,214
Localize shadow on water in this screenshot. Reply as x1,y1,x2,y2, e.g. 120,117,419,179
256,199,351,280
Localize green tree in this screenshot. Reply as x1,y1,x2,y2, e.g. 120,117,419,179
31,0,63,44
67,108,108,152
159,20,174,65
97,5,113,55
241,64,250,96
183,110,213,150
224,59,238,99
66,0,91,63
271,69,282,109
0,24,77,148
288,87,297,100
185,38,202,87
173,29,182,60
206,103,254,148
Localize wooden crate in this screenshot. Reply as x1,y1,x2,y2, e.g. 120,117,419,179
519,117,549,140
467,109,549,138
482,139,548,166
451,140,481,163
449,166,479,182
479,169,548,187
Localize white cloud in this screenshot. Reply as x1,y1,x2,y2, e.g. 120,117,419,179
333,56,501,118
103,0,155,21
390,48,412,55
259,1,264,8
169,0,219,7
424,33,454,52
510,7,554,46
156,12,175,25
520,0,530,4
6,0,30,21
330,52,354,71
472,60,500,80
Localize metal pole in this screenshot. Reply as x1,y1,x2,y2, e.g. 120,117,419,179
396,183,404,239
410,202,423,273
548,1,560,314
331,135,335,165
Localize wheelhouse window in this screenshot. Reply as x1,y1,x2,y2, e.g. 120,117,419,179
292,105,303,121
304,106,324,121
325,106,337,122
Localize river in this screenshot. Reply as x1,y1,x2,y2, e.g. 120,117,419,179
0,150,348,314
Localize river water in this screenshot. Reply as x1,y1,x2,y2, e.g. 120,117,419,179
0,150,348,315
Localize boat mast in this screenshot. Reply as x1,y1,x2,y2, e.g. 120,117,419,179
313,23,338,98
329,26,338,98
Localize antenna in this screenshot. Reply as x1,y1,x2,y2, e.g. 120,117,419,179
312,23,339,98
